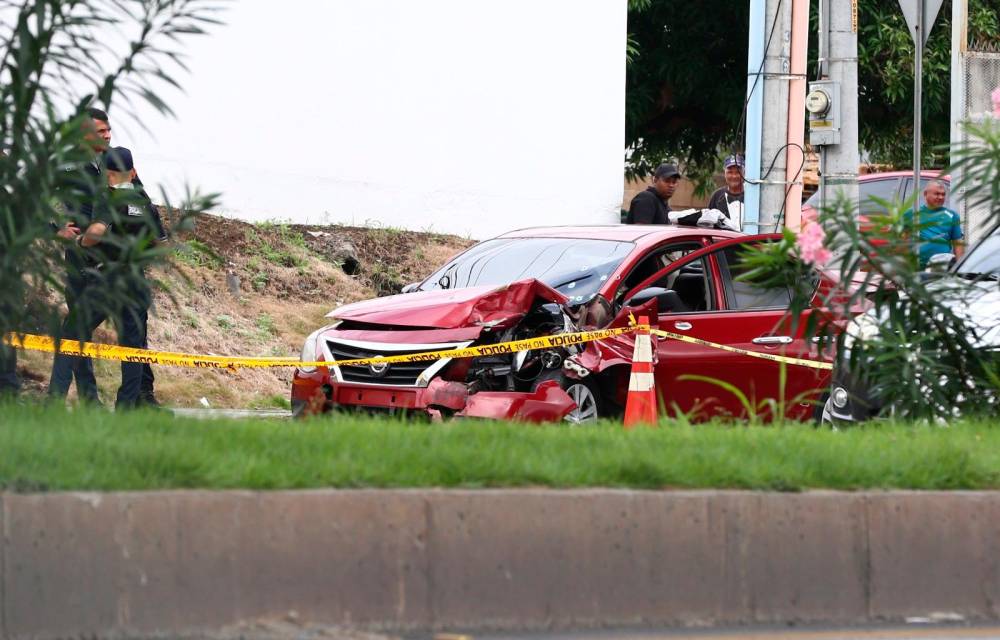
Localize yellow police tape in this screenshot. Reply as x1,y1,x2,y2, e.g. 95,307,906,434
3,324,833,371
2,327,636,370
648,327,833,371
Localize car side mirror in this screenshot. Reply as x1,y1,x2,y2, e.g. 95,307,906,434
401,282,420,294
625,287,685,313
925,252,956,273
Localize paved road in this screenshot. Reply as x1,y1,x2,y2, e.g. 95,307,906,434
466,625,1000,640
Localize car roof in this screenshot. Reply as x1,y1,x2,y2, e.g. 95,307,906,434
859,170,949,181
496,224,747,246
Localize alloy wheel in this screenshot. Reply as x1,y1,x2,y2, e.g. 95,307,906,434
564,381,599,424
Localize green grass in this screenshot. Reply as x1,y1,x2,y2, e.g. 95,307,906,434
1,403,999,492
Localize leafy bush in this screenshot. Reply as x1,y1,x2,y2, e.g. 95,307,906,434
744,115,1000,422
0,0,222,372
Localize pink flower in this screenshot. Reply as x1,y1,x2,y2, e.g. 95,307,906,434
993,87,1000,118
797,221,832,266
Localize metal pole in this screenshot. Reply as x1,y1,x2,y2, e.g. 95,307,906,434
950,0,968,239
913,0,923,221
782,0,808,230
744,0,766,234
817,0,827,217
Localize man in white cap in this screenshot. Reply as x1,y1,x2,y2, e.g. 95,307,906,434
707,154,745,230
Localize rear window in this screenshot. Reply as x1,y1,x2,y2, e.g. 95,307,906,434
803,178,899,216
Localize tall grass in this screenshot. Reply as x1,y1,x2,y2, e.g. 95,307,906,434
1,402,998,492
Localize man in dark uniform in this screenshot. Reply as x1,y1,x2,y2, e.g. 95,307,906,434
49,109,161,406
47,108,109,403
48,146,166,409
625,163,681,225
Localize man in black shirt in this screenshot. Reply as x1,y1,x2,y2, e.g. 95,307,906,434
625,163,681,225
707,154,745,230
48,147,166,409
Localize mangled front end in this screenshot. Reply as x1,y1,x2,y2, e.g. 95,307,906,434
291,279,613,421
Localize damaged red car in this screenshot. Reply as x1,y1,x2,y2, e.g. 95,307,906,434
292,226,854,422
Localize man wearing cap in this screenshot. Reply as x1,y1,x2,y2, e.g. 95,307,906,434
707,154,745,230
48,146,166,409
625,163,681,225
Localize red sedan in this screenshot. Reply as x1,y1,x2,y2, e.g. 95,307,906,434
292,225,859,423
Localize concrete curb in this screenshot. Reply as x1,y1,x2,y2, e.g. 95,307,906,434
2,490,999,638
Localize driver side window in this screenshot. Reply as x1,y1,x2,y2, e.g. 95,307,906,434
646,256,713,313
619,242,702,298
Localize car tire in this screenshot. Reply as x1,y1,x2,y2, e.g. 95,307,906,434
812,392,831,426
535,370,604,424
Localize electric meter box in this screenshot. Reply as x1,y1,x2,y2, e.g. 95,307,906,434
806,80,841,146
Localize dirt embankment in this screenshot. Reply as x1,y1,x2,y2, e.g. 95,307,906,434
17,214,474,409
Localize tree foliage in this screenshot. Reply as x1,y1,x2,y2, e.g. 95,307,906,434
625,0,749,182
858,0,1000,167
0,0,220,354
625,0,1000,178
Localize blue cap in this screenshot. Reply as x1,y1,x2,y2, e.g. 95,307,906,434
724,154,745,169
103,147,134,172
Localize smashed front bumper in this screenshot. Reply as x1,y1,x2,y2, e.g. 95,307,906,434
292,370,576,422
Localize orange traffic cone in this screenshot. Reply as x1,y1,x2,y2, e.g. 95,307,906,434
623,315,657,428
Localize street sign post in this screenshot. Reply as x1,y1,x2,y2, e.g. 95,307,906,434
897,0,944,246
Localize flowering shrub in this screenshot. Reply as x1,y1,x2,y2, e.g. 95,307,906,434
742,102,1000,422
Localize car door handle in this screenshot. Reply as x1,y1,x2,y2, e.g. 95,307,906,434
752,336,793,345
657,321,691,340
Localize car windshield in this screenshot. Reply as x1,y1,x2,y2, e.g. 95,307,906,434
419,237,634,304
956,227,1000,279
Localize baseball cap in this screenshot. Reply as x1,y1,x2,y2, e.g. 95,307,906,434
653,163,681,180
103,146,134,172
724,154,745,169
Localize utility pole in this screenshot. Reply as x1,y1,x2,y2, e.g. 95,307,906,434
808,0,859,221
744,0,793,233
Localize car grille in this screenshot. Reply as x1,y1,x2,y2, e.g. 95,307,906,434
325,339,466,387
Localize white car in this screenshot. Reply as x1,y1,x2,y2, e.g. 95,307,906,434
825,223,1000,423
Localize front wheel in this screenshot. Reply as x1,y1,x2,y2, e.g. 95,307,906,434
535,371,604,424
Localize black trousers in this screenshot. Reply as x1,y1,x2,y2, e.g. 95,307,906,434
0,342,18,396
47,273,100,402
48,276,151,408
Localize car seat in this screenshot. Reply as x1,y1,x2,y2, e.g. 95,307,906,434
672,272,706,311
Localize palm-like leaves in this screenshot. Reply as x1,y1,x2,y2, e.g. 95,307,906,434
0,0,221,347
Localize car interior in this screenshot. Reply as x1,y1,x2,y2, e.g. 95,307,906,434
618,241,714,314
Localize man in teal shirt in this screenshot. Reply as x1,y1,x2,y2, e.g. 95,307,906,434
902,180,964,267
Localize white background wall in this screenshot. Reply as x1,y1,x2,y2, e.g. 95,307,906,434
116,0,626,240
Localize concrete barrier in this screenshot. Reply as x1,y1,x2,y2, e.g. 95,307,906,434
1,490,998,638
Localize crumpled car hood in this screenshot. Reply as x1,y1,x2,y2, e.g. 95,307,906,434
326,279,569,329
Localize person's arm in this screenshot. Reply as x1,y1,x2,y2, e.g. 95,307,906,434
629,194,657,225
950,212,964,258
77,221,108,247
707,190,723,212
55,222,80,240
144,195,168,243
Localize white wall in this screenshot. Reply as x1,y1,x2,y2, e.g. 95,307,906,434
118,0,626,240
